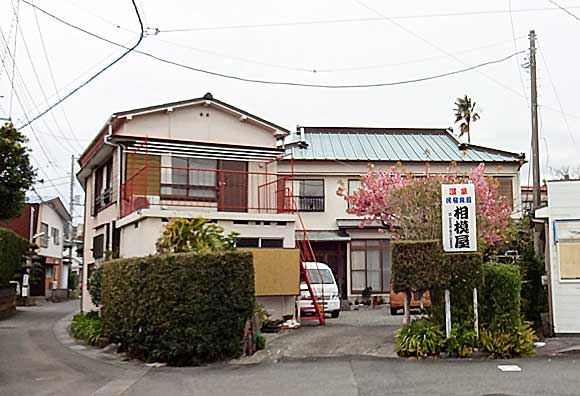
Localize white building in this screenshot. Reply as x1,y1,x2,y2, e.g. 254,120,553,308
278,127,525,302
77,93,300,317
536,180,580,334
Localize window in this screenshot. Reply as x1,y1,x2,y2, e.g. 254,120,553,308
261,238,284,248
161,157,217,200
236,238,259,248
307,268,335,284
40,223,49,248
496,177,514,208
236,238,284,248
93,234,104,259
350,240,390,293
347,179,361,209
559,242,580,280
94,158,113,213
51,227,60,245
293,179,324,212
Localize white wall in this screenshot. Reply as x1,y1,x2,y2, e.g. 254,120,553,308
38,202,66,260
116,104,278,149
118,210,297,258
544,180,580,334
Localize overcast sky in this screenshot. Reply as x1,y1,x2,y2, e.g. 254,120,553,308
1,0,580,221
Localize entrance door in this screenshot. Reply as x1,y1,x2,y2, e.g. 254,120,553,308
311,242,347,299
218,161,248,212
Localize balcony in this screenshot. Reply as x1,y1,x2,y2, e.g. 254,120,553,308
293,196,325,212
120,164,296,218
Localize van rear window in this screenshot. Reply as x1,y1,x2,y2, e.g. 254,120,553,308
307,269,334,284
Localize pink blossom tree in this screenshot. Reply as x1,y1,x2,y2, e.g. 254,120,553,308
338,163,511,247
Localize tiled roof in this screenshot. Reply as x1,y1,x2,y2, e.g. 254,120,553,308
290,127,524,163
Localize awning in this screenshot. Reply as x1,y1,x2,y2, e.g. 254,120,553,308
336,219,383,229
296,230,351,242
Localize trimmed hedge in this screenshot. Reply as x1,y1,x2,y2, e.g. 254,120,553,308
0,227,28,285
391,240,442,293
480,262,522,331
101,251,255,366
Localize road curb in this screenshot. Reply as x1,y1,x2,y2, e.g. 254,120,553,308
52,311,145,369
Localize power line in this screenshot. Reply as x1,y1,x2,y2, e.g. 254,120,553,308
8,0,20,118
18,0,144,129
547,0,580,21
508,0,529,104
353,0,527,100
31,0,84,151
20,1,526,90
157,5,580,33
10,0,80,153
537,38,580,160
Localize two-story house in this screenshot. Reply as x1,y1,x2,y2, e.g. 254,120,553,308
78,93,301,316
278,127,525,302
1,196,71,296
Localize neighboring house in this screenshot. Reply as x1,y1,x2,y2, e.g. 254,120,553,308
0,196,71,296
78,93,299,318
278,127,525,301
536,180,580,334
521,185,548,213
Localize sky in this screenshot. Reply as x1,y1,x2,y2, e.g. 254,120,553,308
1,0,580,223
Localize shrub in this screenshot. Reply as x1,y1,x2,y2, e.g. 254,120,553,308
444,321,476,358
255,303,270,326
396,318,445,357
101,251,255,366
480,262,522,332
0,228,28,285
391,240,442,293
88,265,102,306
255,333,266,350
518,249,548,328
156,217,238,254
480,321,537,358
71,311,102,346
430,252,483,327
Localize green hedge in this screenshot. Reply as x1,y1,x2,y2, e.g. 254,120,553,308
480,262,522,331
391,240,442,293
0,228,28,285
101,251,255,366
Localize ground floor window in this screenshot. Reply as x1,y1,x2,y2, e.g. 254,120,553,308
350,240,390,293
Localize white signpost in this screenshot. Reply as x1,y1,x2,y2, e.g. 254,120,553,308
441,183,478,340
441,183,477,253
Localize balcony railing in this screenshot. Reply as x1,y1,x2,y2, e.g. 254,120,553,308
294,196,325,212
120,164,295,218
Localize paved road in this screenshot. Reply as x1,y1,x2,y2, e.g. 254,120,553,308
0,300,142,396
2,301,580,396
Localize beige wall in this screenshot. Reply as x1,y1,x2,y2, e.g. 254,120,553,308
116,104,278,149
278,160,522,231
37,202,66,260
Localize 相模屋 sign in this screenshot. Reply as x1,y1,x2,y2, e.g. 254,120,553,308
441,183,477,252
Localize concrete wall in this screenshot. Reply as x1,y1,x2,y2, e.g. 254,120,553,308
116,104,278,149
38,202,66,261
544,180,580,334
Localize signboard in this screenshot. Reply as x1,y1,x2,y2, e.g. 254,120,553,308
441,183,477,252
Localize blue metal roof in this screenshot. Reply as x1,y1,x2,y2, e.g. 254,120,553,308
290,128,523,163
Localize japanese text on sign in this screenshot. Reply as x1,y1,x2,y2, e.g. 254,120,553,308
441,183,477,252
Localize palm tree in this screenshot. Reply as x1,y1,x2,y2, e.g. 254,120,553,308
453,95,480,144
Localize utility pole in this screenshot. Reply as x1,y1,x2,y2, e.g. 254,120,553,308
68,155,75,278
529,30,542,255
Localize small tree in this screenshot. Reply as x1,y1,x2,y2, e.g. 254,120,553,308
454,95,480,144
0,123,36,219
156,217,239,254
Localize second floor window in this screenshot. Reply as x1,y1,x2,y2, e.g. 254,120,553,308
161,157,217,200
293,179,324,212
94,158,113,213
347,179,361,209
51,227,60,245
40,223,49,248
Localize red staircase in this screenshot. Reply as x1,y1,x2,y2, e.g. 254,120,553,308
294,208,325,326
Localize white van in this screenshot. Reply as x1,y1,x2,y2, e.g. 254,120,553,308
298,262,341,318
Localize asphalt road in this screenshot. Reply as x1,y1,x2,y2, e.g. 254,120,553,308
2,301,580,396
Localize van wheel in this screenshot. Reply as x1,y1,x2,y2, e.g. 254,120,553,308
390,307,399,315
331,310,340,318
